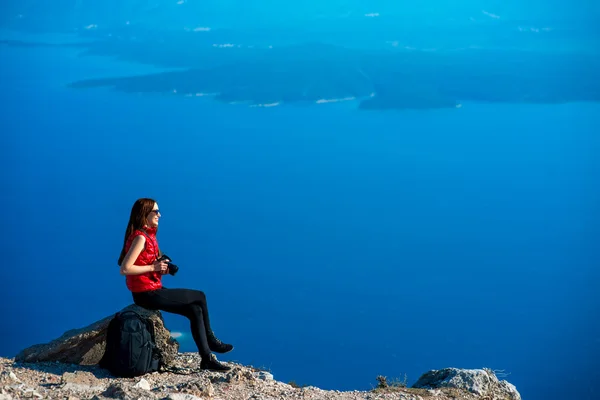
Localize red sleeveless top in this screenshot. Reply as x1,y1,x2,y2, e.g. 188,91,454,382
124,226,163,292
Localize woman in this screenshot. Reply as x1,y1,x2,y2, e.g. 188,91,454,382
118,198,233,372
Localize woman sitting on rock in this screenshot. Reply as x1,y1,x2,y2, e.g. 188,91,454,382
117,197,233,372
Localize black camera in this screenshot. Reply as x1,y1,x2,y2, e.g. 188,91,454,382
158,254,179,276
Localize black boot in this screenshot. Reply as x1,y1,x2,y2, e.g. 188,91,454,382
207,332,234,354
200,353,231,372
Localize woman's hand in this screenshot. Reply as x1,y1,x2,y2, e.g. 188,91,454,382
153,259,169,274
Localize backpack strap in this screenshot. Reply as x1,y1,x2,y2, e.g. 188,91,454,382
141,317,161,372
160,365,203,375
118,310,142,319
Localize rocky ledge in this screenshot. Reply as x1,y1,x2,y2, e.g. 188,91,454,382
3,305,521,400
0,357,521,400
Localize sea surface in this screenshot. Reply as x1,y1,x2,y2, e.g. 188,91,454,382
1,31,599,400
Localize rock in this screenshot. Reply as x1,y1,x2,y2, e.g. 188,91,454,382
0,372,20,384
411,367,521,400
22,388,43,398
0,352,524,400
7,373,18,384
166,394,203,400
498,379,521,400
14,304,179,367
254,371,274,381
14,315,112,366
100,382,157,400
61,371,99,386
176,377,214,398
134,378,150,391
223,367,254,383
61,371,103,392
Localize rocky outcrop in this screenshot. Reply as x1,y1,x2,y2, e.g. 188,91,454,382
412,367,521,400
8,311,522,400
14,304,179,367
1,353,522,400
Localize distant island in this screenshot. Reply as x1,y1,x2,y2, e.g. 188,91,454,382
66,39,600,110
0,39,87,48
3,28,599,110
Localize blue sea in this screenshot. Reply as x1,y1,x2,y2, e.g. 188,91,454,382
1,25,599,400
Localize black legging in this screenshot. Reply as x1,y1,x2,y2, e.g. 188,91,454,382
132,287,214,357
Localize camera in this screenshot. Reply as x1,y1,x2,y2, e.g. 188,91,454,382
158,254,179,276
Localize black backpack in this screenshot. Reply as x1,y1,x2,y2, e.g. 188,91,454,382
99,310,160,377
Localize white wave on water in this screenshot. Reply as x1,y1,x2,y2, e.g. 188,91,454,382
518,26,552,33
365,13,380,18
170,332,183,339
250,102,280,108
181,92,218,97
482,10,500,19
212,43,239,48
316,96,356,104
184,26,211,32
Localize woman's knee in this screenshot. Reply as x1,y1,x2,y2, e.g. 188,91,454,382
193,290,206,305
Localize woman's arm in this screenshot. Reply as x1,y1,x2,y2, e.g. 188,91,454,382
120,235,168,275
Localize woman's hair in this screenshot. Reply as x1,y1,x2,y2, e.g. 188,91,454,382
117,198,157,266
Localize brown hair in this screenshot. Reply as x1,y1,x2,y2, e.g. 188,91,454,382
117,198,157,266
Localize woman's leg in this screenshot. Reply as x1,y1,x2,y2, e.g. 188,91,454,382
138,288,233,353
132,289,231,371
162,289,214,336
171,289,233,353
133,290,211,355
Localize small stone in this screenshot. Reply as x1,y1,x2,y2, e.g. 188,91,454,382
254,371,274,381
205,381,215,397
134,378,151,391
166,394,203,400
61,371,98,386
7,373,18,384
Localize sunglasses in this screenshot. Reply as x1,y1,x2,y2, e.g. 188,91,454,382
149,209,160,215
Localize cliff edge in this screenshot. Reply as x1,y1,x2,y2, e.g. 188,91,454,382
3,306,521,400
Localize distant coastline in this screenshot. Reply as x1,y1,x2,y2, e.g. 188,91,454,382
3,27,600,111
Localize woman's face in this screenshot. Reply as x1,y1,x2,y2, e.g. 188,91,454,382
145,203,161,228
